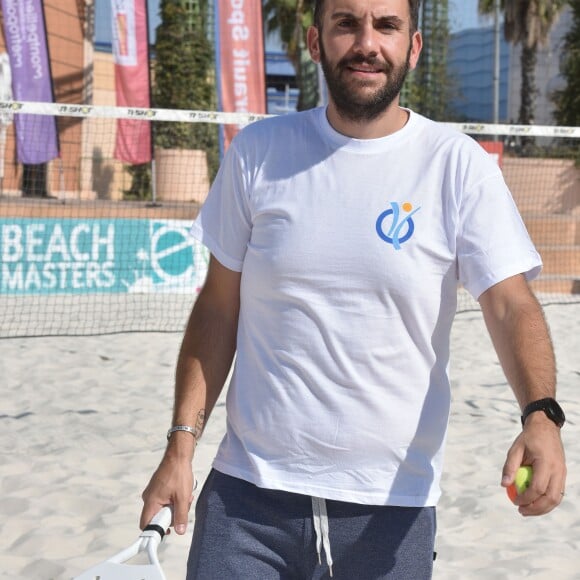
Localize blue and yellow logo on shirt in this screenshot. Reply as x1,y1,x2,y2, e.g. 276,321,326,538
376,202,421,250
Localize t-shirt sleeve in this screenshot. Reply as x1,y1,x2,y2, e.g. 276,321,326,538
189,142,252,272
457,169,542,300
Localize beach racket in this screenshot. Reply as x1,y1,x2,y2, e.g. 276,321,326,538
73,506,172,580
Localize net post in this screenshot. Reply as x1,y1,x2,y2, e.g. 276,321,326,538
59,156,65,200
147,116,159,208
149,154,159,207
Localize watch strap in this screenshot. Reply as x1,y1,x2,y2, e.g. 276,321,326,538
521,397,565,428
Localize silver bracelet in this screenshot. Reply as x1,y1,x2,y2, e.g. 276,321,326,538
167,425,200,441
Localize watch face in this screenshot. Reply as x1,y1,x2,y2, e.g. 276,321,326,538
546,401,565,426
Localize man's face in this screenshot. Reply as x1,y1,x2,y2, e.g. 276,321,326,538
308,0,422,123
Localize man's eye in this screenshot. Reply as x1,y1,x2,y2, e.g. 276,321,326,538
377,21,398,32
338,19,356,28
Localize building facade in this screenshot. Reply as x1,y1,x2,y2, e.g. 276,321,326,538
447,6,571,125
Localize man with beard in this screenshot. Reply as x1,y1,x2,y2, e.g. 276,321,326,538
141,0,567,578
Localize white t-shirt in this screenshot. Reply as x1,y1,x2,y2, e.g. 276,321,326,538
190,107,541,507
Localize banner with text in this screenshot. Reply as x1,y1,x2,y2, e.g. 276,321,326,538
216,0,266,149
0,218,209,295
111,0,152,164
0,0,59,164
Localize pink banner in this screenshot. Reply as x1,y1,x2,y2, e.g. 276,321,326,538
111,0,151,164
217,0,266,149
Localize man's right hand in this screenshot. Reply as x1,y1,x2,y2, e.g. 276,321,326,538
140,450,195,535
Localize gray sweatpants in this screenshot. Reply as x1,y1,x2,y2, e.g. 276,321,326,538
187,469,437,579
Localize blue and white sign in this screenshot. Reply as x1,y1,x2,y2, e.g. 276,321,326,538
0,218,209,294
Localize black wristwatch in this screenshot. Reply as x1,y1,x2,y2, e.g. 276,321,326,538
521,397,565,428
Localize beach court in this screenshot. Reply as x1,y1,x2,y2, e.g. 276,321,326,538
0,302,578,579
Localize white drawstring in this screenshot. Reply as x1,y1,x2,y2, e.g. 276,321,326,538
311,497,333,577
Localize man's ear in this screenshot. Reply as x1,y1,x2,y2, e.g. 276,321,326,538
307,26,321,64
408,31,423,71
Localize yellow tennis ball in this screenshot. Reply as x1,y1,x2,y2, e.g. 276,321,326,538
507,466,533,502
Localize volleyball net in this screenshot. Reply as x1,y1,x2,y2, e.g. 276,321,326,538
0,100,578,338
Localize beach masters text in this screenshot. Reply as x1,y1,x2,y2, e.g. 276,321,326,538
1,222,115,291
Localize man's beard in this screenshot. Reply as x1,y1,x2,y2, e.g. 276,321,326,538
319,40,412,123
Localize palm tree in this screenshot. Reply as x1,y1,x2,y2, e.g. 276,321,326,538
553,1,580,127
263,0,319,111
479,0,566,127
405,0,454,120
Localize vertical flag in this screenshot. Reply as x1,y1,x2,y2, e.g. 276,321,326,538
111,0,151,164
216,0,266,150
0,0,59,164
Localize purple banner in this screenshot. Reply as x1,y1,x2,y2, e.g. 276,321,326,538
1,0,59,164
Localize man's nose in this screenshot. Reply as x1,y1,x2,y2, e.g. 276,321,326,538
353,22,379,57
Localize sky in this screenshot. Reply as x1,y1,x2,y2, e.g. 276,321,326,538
95,0,490,47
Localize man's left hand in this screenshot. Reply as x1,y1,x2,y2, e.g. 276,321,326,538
502,412,566,516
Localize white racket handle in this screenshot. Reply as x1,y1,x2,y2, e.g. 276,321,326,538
140,506,172,539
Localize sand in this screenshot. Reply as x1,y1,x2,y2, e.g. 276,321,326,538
0,303,578,579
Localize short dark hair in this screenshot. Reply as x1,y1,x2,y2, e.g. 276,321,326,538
313,0,422,34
